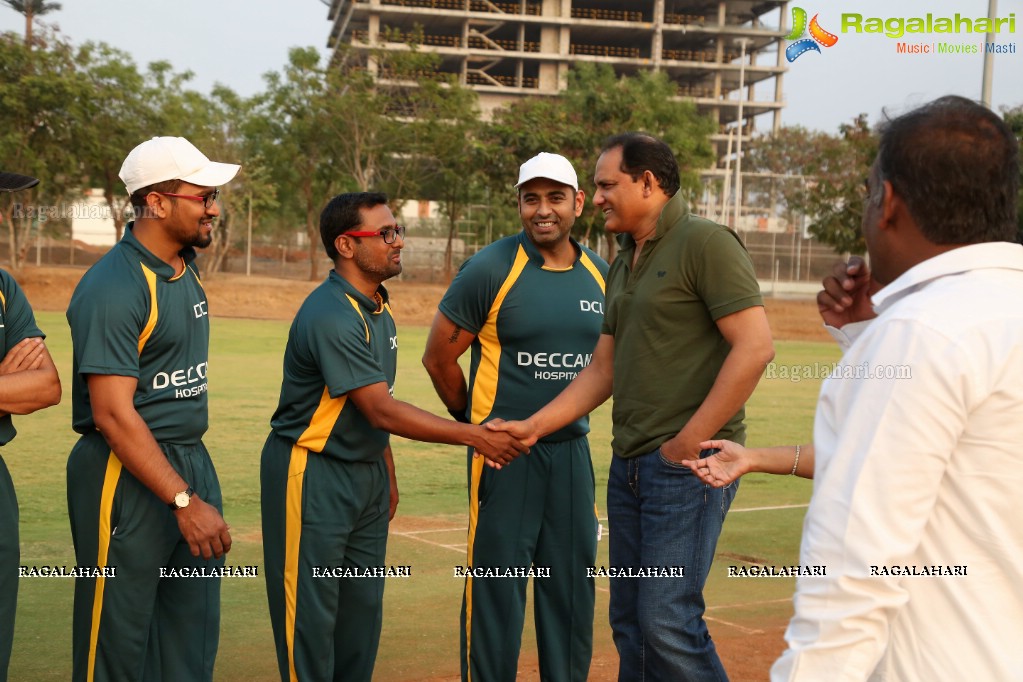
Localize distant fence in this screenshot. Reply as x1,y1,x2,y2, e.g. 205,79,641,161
5,229,846,286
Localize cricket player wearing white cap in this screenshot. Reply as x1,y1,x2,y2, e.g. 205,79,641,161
423,152,608,681
65,137,238,681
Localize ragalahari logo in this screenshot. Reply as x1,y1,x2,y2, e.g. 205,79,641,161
785,7,839,62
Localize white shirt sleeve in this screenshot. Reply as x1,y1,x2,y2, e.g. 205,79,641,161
823,319,872,350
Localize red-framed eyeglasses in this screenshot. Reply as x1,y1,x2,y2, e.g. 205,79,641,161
345,225,406,244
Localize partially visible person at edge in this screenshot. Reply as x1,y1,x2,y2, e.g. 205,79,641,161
0,170,62,682
65,137,238,681
260,191,528,682
490,132,775,680
422,153,608,682
696,96,1023,681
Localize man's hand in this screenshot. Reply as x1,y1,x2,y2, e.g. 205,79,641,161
659,432,703,464
474,418,532,469
0,337,46,375
174,497,232,560
817,257,879,328
683,440,753,487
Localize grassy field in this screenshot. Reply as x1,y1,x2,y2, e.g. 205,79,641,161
7,312,840,680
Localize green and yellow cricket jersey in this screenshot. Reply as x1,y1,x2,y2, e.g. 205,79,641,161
268,270,397,461
0,270,44,445
0,269,45,682
440,232,608,440
66,223,209,443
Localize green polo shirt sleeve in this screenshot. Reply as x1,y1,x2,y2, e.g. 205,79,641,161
689,227,763,320
68,275,147,379
303,306,387,397
438,251,504,335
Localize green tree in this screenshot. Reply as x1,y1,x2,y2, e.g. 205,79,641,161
0,29,81,268
186,85,276,274
256,46,343,281
746,115,877,254
401,68,481,276
72,42,158,244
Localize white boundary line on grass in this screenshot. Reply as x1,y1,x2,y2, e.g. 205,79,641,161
390,530,466,554
704,615,764,635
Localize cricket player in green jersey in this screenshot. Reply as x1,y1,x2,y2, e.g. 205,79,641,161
261,192,527,682
0,171,62,682
422,153,608,682
65,137,238,682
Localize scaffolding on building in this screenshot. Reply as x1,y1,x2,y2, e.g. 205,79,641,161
324,0,791,227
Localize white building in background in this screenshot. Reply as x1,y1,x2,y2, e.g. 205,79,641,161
70,189,117,246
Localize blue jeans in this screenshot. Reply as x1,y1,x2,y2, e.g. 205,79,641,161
607,448,739,681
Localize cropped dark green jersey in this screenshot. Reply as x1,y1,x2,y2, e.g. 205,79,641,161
269,271,398,462
0,269,45,446
439,232,608,442
66,223,210,443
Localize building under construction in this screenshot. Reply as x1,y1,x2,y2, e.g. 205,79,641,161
325,0,790,180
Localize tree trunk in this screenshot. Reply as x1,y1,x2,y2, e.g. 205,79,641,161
4,196,19,270
209,210,232,273
104,170,126,243
25,7,33,47
443,200,459,278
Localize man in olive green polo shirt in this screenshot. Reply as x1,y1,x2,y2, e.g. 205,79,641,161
493,133,775,680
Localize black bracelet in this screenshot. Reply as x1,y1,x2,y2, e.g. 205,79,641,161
448,407,471,424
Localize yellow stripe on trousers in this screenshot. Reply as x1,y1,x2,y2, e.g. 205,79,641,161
463,453,486,682
284,444,308,682
86,453,123,682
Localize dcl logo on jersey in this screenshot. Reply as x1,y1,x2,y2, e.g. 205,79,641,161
153,361,209,398
580,300,603,315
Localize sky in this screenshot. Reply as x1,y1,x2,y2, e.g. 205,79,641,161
1,0,1021,133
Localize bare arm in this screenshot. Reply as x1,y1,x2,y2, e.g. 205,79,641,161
685,440,815,486
346,381,528,466
661,306,775,462
0,337,61,415
87,374,231,559
421,311,475,416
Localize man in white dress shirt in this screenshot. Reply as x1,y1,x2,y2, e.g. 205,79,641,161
772,95,1023,681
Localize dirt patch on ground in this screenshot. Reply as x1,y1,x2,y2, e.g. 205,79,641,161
16,265,828,341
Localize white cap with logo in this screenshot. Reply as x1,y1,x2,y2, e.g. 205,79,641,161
515,152,578,192
119,136,240,195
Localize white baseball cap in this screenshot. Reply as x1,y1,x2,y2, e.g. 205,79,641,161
119,136,240,195
515,152,578,192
